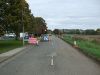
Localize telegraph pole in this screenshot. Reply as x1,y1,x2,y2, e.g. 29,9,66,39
21,0,25,46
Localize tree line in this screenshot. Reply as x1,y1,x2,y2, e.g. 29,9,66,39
0,0,47,39
53,29,100,35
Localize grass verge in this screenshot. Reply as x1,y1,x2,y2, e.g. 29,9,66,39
62,35,100,61
0,40,24,54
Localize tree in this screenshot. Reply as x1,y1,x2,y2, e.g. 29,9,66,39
24,14,35,33
85,29,96,35
53,29,61,34
47,30,53,34
33,17,47,36
96,28,100,35
8,0,31,39
75,29,80,34
0,0,47,38
0,0,35,39
0,0,10,34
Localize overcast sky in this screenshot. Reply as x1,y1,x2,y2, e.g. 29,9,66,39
27,0,100,30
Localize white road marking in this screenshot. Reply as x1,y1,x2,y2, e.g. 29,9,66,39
51,56,54,66
52,42,55,49
52,42,54,46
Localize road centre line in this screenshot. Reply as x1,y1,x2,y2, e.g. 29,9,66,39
51,56,54,66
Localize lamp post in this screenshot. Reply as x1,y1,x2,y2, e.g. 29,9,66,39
21,1,25,46
5,3,9,35
22,9,25,46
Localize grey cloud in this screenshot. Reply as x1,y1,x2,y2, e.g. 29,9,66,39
27,0,100,30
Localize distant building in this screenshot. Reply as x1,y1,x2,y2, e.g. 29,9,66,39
20,32,28,38
4,33,16,37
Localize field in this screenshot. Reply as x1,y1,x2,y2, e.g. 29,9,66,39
73,35,100,44
63,34,100,60
0,40,23,54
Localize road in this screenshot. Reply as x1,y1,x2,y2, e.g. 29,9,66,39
0,36,100,75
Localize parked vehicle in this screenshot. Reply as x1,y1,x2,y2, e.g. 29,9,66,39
41,34,49,42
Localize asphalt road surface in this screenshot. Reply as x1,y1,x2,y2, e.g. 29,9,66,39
0,36,100,75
